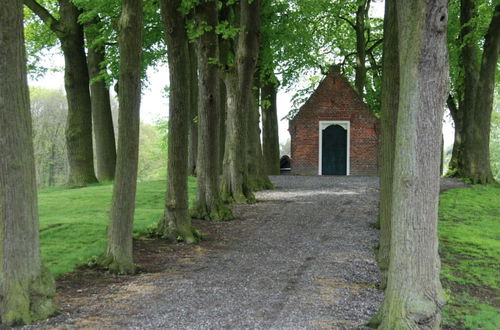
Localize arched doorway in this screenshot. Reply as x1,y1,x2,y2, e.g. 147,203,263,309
320,122,349,175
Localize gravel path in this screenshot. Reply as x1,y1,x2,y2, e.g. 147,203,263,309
25,176,466,329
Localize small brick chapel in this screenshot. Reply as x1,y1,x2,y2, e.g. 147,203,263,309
289,66,379,176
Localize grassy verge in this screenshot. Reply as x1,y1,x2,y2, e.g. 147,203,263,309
39,179,197,276
439,185,500,329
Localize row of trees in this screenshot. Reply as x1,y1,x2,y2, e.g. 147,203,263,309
1,0,498,327
30,87,167,187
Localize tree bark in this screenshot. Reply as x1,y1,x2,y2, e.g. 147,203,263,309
261,75,281,175
100,0,143,274
446,94,465,176
372,0,448,328
0,0,55,324
247,81,273,191
192,0,233,221
462,4,500,183
375,0,399,291
220,0,261,204
218,37,230,173
24,0,97,187
59,0,98,186
158,0,197,242
354,0,370,97
187,42,198,177
86,27,117,182
447,2,499,184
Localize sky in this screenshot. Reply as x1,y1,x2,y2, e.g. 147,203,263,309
28,0,455,150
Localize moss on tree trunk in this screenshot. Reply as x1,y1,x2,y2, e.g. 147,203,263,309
100,0,143,275
87,26,117,182
247,82,273,191
220,0,261,204
376,0,399,290
0,1,55,324
59,0,98,187
192,0,233,221
371,0,448,328
158,0,198,243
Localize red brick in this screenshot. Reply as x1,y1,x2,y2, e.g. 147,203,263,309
289,67,379,176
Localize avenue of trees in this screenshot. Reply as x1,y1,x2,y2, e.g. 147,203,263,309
0,0,498,327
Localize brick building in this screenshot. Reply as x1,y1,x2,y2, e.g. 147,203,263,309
289,66,379,176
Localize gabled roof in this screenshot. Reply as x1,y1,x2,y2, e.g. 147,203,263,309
290,65,369,123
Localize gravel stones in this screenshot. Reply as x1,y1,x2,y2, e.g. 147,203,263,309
26,176,388,329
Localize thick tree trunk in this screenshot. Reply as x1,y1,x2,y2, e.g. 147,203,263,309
24,0,97,187
192,0,233,221
100,0,143,274
0,0,55,324
462,4,499,184
59,0,97,187
372,0,448,328
375,0,399,291
158,0,197,242
187,42,198,177
448,2,499,184
261,76,281,175
87,30,117,182
221,0,261,204
247,83,273,191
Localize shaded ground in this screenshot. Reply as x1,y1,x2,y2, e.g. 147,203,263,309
21,176,466,329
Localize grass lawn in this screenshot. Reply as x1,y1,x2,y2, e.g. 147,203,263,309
439,185,500,329
38,178,197,276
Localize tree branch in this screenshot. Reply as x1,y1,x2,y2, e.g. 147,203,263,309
24,0,62,35
338,15,356,30
367,38,383,52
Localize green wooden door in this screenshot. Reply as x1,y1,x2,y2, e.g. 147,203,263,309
322,124,347,175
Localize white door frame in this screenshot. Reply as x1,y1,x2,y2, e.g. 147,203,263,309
318,121,350,175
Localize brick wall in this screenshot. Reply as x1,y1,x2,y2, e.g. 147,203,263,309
289,67,379,176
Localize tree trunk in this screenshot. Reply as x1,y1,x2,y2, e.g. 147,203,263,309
354,0,370,97
448,2,499,184
375,0,399,291
220,0,261,204
48,143,56,187
462,4,499,184
261,75,281,175
372,0,448,328
158,0,197,242
187,42,198,177
23,0,98,187
100,0,143,274
0,0,55,324
192,0,233,221
87,29,117,182
446,94,465,176
59,0,98,187
218,36,230,173
247,82,273,191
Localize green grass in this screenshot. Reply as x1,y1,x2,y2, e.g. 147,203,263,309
439,185,500,329
38,179,197,276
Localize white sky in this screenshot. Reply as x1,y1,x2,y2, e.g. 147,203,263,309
28,0,454,149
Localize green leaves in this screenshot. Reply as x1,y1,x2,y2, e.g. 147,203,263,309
186,19,214,40
216,20,240,39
